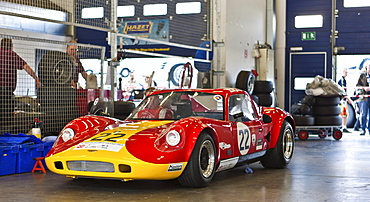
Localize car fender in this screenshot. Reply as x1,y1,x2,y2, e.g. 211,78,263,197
177,117,220,163
263,107,295,148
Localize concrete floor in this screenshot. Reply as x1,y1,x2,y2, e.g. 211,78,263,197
1,130,370,202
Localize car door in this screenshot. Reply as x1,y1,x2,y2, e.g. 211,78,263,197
229,94,264,156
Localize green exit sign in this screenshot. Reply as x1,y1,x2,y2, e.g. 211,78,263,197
301,32,316,40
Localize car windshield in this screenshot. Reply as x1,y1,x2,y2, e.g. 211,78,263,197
127,91,224,120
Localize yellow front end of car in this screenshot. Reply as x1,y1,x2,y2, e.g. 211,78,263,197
45,144,187,181
45,120,187,181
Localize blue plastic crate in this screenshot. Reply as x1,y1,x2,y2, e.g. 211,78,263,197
16,144,45,174
0,145,19,176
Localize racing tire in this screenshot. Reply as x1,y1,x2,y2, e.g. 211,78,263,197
293,115,314,126
113,101,136,120
253,81,273,94
312,106,341,116
254,93,273,106
178,132,216,187
38,51,74,86
235,71,256,94
169,63,186,86
314,96,341,106
297,130,309,140
251,95,259,105
346,102,356,128
332,129,343,140
261,121,294,168
314,116,342,126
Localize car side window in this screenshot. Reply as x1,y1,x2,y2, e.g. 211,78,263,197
229,94,256,122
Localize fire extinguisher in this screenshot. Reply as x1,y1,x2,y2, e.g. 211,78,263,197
30,118,43,139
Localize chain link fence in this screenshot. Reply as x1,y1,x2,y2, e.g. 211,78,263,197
0,0,211,135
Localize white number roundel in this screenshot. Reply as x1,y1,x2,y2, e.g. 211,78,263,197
237,122,251,155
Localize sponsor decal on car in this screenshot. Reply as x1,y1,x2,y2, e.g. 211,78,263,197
73,142,124,152
216,157,238,172
219,142,231,150
256,139,263,150
167,163,183,172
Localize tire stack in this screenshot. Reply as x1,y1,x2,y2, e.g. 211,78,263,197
235,71,274,106
292,95,342,126
37,51,79,134
291,95,315,126
312,96,342,126
252,80,274,107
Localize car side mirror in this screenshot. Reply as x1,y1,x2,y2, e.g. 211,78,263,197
262,114,272,123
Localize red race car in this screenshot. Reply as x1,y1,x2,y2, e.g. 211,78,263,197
45,88,295,187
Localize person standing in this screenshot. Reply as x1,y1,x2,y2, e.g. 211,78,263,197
0,38,42,128
66,40,87,88
356,65,370,135
337,68,351,133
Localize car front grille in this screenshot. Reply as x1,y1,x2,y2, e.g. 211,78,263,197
67,161,114,172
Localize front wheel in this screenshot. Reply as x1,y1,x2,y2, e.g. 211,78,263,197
178,132,216,187
261,121,294,168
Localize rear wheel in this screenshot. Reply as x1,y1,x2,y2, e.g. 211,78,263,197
178,132,216,187
261,121,294,168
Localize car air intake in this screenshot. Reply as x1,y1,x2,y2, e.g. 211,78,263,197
67,161,114,172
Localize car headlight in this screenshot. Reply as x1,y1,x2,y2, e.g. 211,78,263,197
166,130,181,146
61,128,75,142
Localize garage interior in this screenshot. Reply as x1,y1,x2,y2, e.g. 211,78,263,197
1,0,370,201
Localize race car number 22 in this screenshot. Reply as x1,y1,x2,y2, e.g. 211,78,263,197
89,132,126,142
237,122,251,155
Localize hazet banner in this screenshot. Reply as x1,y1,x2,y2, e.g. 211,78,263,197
118,19,169,45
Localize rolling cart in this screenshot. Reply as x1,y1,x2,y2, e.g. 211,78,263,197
296,125,343,141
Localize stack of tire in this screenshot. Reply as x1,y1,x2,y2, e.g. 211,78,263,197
37,50,79,134
291,95,315,126
312,96,342,126
293,95,342,126
292,95,343,140
252,80,274,107
235,70,274,106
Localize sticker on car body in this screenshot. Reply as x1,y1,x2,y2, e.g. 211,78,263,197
167,163,183,172
73,142,124,152
237,122,251,155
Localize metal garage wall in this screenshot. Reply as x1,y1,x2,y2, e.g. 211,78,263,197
335,1,370,54
285,0,333,111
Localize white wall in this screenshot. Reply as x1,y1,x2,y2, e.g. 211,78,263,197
212,0,287,108
213,0,267,88
224,0,267,87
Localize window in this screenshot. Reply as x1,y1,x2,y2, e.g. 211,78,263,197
176,2,201,14
81,7,104,19
344,0,370,8
143,4,167,16
229,94,256,122
294,77,315,90
295,15,323,28
117,5,135,17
